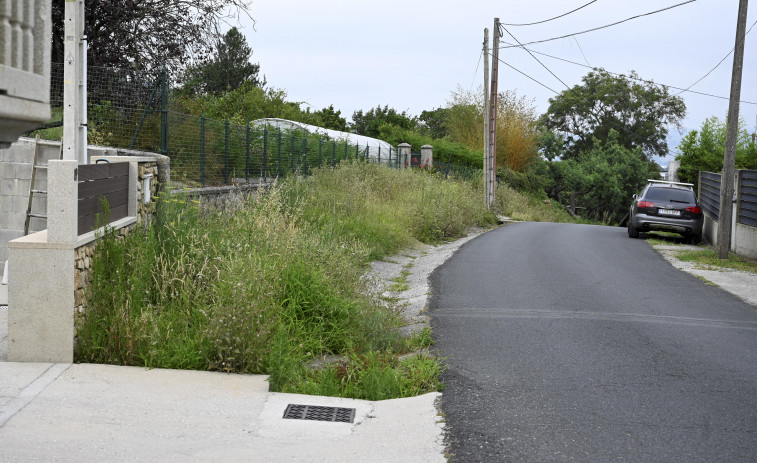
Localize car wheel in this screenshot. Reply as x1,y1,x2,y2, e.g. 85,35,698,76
627,222,639,238
687,233,702,245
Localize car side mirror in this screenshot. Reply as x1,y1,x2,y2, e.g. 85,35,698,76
632,194,637,199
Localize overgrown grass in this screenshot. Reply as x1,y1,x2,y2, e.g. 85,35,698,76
674,249,757,274
76,161,504,398
494,184,577,223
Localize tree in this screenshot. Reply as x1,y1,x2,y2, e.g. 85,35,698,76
51,0,253,71
675,116,757,185
350,106,417,138
418,108,449,139
446,87,540,172
182,27,264,95
541,70,686,160
545,131,659,222
310,105,348,131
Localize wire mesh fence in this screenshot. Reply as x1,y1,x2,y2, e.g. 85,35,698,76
34,63,476,186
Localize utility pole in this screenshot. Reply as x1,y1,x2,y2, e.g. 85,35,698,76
487,18,501,208
717,0,749,259
483,28,490,209
63,0,87,164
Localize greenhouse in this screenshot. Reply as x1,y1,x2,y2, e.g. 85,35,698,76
251,118,397,162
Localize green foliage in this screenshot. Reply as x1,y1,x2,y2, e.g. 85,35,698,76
541,69,686,160
675,116,757,184
181,27,264,96
378,124,482,168
351,105,418,138
446,87,541,172
544,131,658,223
418,107,450,139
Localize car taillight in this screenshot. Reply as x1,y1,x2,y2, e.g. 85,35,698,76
638,201,654,209
686,206,702,214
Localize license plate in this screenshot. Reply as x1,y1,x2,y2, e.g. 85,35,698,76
658,208,681,217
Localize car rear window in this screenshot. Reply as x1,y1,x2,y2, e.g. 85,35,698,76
645,187,696,203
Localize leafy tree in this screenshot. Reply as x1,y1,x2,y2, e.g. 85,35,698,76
181,27,264,95
308,105,348,131
545,131,659,222
541,70,686,160
351,106,417,138
418,108,449,139
51,0,253,71
675,116,757,184
446,87,540,172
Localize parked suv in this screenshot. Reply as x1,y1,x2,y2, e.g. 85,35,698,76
627,180,703,243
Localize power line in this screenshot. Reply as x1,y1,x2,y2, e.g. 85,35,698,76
471,48,484,91
676,19,757,95
497,27,680,157
496,58,559,94
501,0,599,27
499,0,697,49
500,40,757,105
501,25,571,89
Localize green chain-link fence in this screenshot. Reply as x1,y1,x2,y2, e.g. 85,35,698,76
35,63,404,187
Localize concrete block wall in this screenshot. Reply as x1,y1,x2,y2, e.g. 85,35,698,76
0,138,60,267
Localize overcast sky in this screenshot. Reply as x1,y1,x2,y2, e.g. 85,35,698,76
237,0,756,152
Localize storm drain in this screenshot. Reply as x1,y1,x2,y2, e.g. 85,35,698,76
283,404,355,423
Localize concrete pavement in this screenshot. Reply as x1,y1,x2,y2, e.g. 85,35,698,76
0,361,445,462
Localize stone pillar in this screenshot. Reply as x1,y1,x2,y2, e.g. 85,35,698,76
398,143,411,168
420,145,433,169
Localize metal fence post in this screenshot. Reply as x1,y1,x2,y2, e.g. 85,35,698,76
224,118,230,184
263,124,268,181
332,140,336,166
277,129,283,177
160,67,168,156
200,111,206,186
318,138,323,168
245,122,251,182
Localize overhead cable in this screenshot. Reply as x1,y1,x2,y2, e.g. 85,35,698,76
501,0,599,26
500,40,757,105
676,19,757,95
499,0,697,49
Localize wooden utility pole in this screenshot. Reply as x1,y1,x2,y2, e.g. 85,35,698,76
487,18,500,208
483,28,490,208
717,0,749,259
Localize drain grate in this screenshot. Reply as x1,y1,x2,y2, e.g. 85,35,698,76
283,404,355,423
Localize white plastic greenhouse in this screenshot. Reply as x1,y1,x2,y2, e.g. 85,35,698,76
251,118,397,162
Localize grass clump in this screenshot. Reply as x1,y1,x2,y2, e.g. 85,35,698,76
76,161,498,398
674,249,757,274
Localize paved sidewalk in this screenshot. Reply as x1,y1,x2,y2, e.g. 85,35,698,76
0,362,445,462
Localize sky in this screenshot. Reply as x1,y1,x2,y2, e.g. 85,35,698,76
235,0,756,157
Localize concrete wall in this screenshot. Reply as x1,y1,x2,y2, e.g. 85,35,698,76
733,223,757,260
0,137,60,266
0,137,170,278
702,213,719,246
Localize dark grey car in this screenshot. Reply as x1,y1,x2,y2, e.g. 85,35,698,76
627,180,703,243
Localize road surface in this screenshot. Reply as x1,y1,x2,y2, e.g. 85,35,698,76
430,222,757,462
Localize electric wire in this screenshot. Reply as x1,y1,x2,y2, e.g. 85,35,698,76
498,26,678,156
500,40,757,105
471,48,484,90
497,58,559,94
573,37,591,66
501,0,599,26
675,19,757,95
499,0,697,49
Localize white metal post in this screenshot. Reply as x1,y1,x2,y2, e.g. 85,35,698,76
63,0,86,164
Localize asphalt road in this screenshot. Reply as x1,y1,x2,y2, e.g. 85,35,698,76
430,222,757,462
